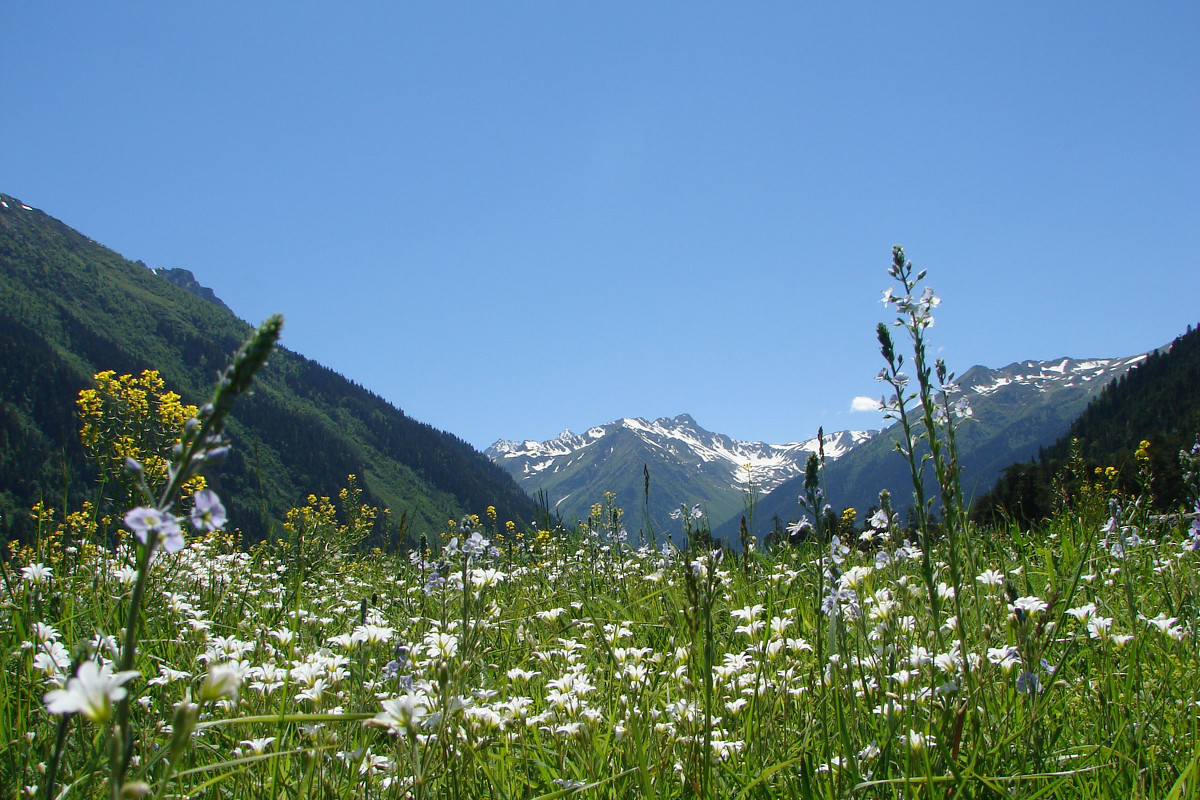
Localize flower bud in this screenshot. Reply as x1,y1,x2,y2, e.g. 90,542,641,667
167,699,198,766
120,781,151,798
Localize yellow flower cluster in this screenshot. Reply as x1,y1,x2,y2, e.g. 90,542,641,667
283,494,339,535
30,500,55,526
281,476,377,564
76,370,203,499
495,518,522,545
581,491,623,538
534,529,553,549
1081,465,1122,499
17,501,100,565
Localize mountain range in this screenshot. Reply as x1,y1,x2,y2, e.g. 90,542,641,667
976,325,1200,523
489,355,1149,545
0,193,536,546
721,354,1148,540
487,416,874,543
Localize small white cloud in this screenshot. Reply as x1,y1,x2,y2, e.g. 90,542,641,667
850,396,881,413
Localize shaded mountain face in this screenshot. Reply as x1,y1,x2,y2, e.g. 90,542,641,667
0,193,536,546
730,354,1147,542
487,414,874,543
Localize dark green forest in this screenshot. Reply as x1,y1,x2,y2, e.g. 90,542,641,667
0,194,536,547
975,324,1200,524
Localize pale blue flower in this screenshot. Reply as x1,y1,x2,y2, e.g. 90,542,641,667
189,489,227,532
1016,670,1042,694
124,507,185,553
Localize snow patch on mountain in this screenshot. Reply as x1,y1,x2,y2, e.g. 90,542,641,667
963,355,1146,397
488,415,876,495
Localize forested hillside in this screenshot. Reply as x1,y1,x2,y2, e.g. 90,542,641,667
0,194,535,545
976,324,1200,523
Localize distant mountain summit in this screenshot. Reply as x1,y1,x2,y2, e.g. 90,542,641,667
729,353,1147,542
149,266,233,314
489,414,870,495
487,415,875,541
957,356,1146,399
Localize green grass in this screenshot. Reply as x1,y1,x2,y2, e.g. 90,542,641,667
3,490,1198,799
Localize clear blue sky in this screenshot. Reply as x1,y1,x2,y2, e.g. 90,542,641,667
5,4,1198,450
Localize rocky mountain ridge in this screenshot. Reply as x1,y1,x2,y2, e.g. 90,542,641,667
487,414,874,540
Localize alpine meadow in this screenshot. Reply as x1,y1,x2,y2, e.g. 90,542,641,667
3,193,1200,799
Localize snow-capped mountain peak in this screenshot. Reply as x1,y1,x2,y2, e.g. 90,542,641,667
487,415,875,498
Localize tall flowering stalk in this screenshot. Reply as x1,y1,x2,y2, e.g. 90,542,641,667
875,248,978,762
875,248,972,635
796,437,862,790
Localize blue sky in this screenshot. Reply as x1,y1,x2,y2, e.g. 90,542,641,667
5,3,1198,450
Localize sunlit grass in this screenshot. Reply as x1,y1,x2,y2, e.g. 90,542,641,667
4,491,1199,799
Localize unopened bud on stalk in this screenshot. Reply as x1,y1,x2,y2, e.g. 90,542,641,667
167,699,198,766
877,323,895,363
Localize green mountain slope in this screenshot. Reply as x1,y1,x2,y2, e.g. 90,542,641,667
0,193,536,545
730,354,1146,541
976,325,1200,522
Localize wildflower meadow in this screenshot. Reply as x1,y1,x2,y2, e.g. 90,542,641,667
3,250,1199,799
